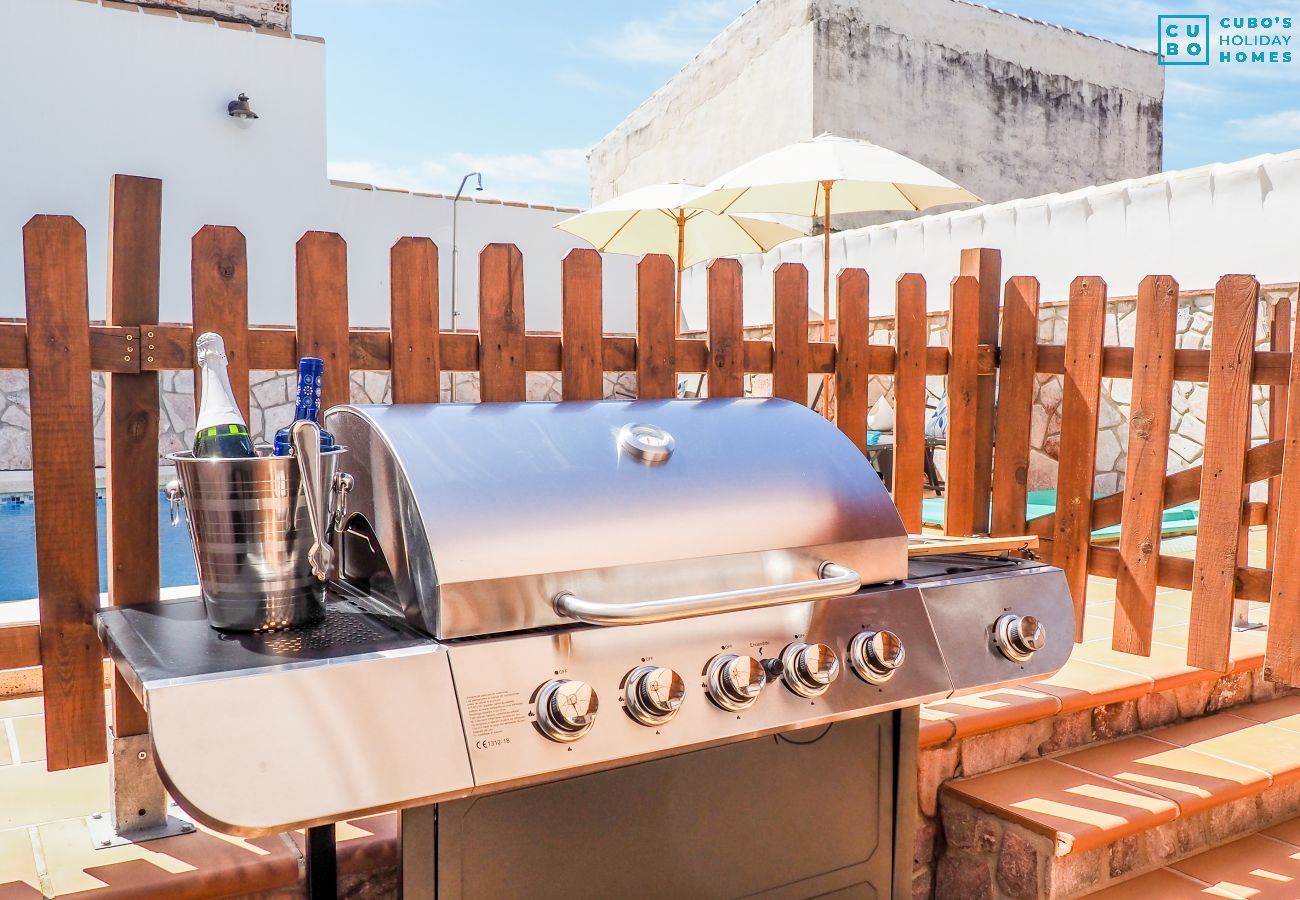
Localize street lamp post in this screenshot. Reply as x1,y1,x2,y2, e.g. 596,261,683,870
449,171,483,401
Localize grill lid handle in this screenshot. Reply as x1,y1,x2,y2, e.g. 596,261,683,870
552,562,861,626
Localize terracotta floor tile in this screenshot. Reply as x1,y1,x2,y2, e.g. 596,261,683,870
1031,658,1153,714
1084,866,1244,898
1263,817,1300,847
1059,735,1270,817
0,827,41,897
0,762,107,831
923,686,1062,740
1075,640,1208,691
1153,715,1300,785
39,818,299,898
9,717,43,765
944,758,1178,855
1170,834,1300,900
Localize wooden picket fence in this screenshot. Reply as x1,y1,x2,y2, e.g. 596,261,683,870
0,174,1298,774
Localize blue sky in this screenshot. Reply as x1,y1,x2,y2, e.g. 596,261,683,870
294,1,1300,208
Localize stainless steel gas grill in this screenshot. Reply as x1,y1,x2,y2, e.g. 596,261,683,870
98,397,1074,900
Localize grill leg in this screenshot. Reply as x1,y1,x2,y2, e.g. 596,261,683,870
305,824,337,900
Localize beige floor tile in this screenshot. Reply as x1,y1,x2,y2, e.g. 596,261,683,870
1153,715,1300,784
1170,834,1300,900
0,696,43,720
1032,658,1154,714
9,717,44,765
39,817,300,898
1081,614,1115,643
1059,735,1271,817
0,727,11,768
1076,640,1207,691
0,826,42,896
0,761,108,830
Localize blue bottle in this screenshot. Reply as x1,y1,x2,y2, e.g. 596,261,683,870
272,357,337,456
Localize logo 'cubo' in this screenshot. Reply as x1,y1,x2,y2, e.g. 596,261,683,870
1159,15,1211,65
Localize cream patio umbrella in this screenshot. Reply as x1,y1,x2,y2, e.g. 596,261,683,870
555,181,804,333
688,134,980,406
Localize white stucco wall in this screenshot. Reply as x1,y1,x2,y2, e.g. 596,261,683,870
0,0,634,333
590,0,1163,217
676,148,1300,328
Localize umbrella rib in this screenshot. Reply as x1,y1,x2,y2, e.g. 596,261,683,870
894,184,924,212
599,212,641,251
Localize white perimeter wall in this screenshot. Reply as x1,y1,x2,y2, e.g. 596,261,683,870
0,0,635,332
677,148,1300,327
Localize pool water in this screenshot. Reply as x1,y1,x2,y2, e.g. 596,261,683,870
0,496,197,602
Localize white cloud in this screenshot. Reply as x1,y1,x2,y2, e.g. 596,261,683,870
1228,109,1300,139
597,1,752,66
328,147,592,207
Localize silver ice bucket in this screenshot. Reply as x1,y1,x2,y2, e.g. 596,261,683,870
165,423,352,632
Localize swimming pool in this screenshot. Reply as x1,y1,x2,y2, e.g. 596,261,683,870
0,496,197,602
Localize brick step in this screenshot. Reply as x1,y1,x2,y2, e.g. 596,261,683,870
933,695,1300,899
1085,816,1300,898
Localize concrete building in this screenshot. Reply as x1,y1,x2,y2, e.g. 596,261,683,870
589,0,1165,212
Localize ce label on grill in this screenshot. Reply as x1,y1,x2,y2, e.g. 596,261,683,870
475,738,512,750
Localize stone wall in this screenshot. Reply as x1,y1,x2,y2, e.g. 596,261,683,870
0,287,1289,488
0,369,640,471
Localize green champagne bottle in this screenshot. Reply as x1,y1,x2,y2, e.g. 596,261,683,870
193,332,256,458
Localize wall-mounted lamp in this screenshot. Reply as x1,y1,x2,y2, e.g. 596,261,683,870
227,94,259,120
449,171,484,401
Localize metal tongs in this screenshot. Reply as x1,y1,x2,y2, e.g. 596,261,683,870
291,420,353,581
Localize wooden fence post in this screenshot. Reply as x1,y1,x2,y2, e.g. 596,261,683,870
1268,298,1291,569
1189,275,1260,672
24,215,107,770
479,244,527,401
105,175,162,740
561,249,604,401
772,264,810,404
835,269,869,453
1053,276,1107,638
944,275,982,535
390,237,440,404
990,277,1039,536
960,248,1001,534
707,259,744,398
296,232,351,410
1113,276,1180,655
192,226,250,420
635,255,676,399
893,275,927,532
1267,299,1300,686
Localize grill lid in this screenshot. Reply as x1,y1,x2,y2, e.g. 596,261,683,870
326,398,908,639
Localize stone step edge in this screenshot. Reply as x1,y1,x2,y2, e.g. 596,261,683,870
919,650,1271,750
935,774,1300,899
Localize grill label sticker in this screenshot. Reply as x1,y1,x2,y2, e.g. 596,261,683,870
465,690,527,739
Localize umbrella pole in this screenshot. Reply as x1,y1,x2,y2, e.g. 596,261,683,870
675,213,685,337
821,179,833,417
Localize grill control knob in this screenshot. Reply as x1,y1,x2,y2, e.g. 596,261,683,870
993,614,1047,663
780,642,841,698
706,654,765,711
536,679,599,742
625,666,686,726
848,630,906,684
